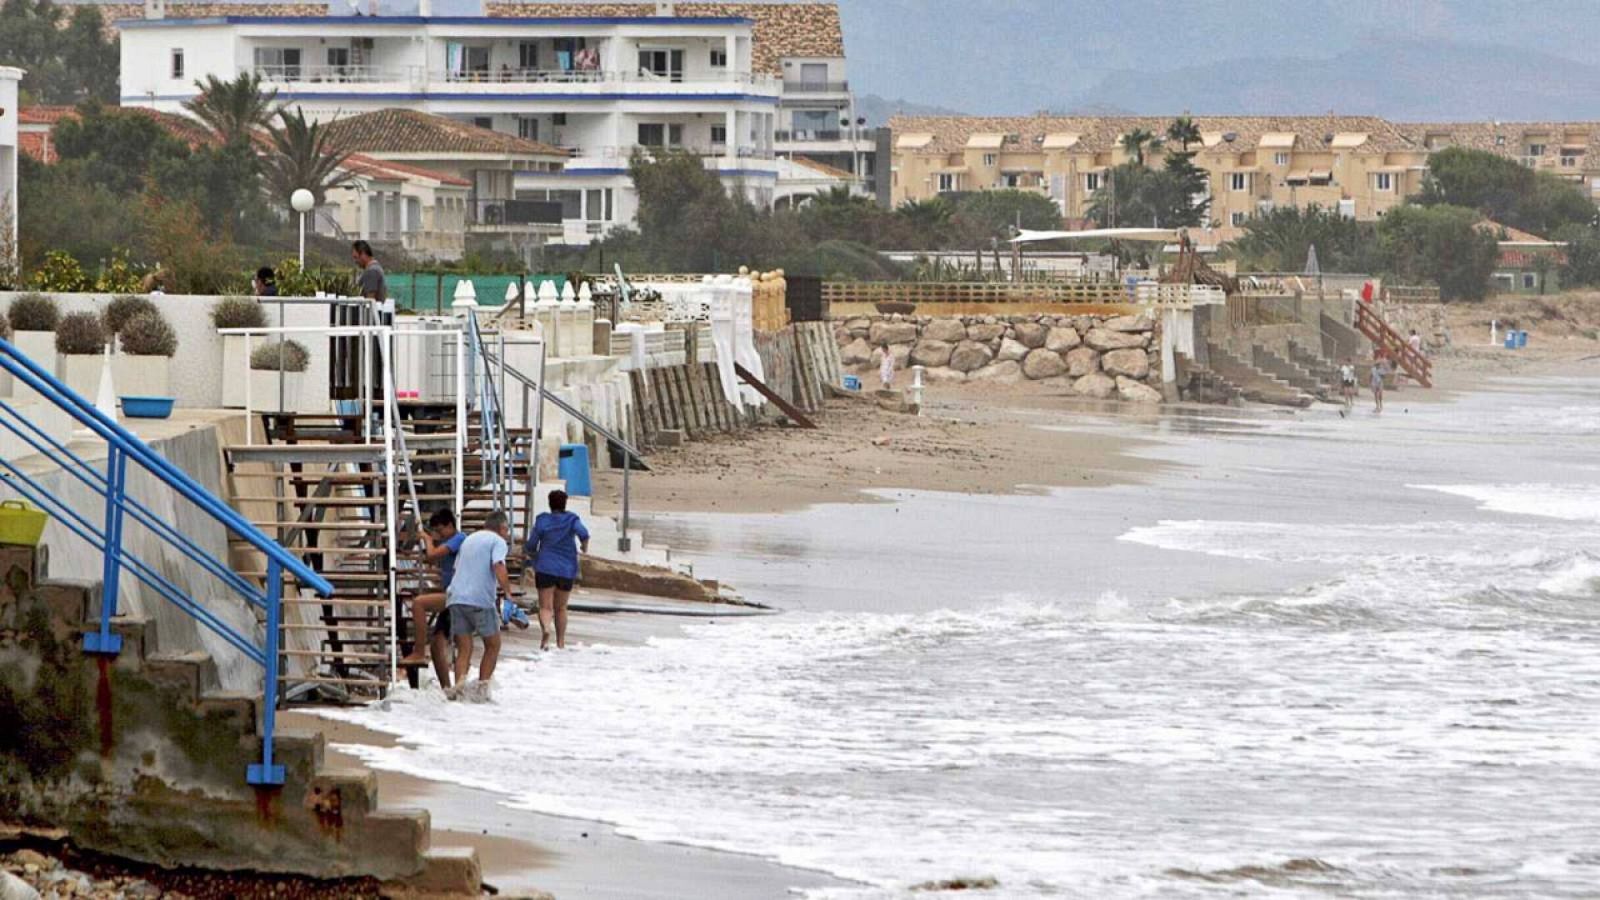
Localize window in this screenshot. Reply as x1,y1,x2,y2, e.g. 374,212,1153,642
519,41,539,70
170,48,184,79
552,113,567,126
982,153,997,167
1561,148,1584,168
637,123,683,147
1374,172,1393,191
637,47,685,82
711,125,727,145
1230,211,1246,226
1521,272,1537,289
1229,172,1248,192
1273,152,1290,166
1527,143,1546,158
937,172,957,192
710,48,727,68
253,47,303,79
516,117,539,141
472,116,493,130
584,188,613,222
800,63,829,90
1084,172,1100,192
326,47,350,78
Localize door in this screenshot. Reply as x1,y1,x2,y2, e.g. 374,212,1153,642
637,48,684,81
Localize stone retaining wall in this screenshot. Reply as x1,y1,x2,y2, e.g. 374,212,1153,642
833,313,1165,403
1375,302,1451,351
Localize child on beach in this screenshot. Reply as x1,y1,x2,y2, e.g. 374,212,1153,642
526,490,590,650
400,509,466,688
878,346,895,390
1338,358,1357,416
1371,351,1388,413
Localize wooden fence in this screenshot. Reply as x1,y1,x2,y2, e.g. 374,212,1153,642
821,281,1218,316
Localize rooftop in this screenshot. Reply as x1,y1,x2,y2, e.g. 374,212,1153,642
17,104,219,162
342,152,473,187
888,114,1421,156
319,108,566,158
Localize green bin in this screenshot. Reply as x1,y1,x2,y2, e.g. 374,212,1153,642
0,500,48,546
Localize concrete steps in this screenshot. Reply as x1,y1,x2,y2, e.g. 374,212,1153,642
0,544,483,896
1174,352,1244,405
1252,345,1330,401
1205,345,1315,408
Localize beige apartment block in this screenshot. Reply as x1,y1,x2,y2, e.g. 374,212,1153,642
890,115,1432,238
1399,121,1600,201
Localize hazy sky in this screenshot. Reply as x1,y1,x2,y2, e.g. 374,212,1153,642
835,0,1600,117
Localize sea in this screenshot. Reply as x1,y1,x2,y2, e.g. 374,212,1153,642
316,375,1600,898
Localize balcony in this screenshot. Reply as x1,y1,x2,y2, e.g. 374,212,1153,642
432,68,778,89
467,198,563,231
254,64,417,85
783,80,849,94
582,144,775,161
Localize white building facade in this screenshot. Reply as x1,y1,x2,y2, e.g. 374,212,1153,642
0,66,20,271
117,7,781,236
772,51,874,198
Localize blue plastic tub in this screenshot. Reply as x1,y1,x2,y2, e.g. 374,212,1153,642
1517,330,1529,348
842,375,862,391
121,396,175,419
557,443,592,497
1504,332,1517,349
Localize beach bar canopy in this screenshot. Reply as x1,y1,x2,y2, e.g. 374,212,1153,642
1009,227,1182,245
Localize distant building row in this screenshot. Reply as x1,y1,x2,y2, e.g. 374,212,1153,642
889,114,1600,237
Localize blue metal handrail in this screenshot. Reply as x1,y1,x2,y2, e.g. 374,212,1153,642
0,340,335,787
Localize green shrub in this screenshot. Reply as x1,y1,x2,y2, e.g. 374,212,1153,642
55,311,106,355
28,251,91,293
94,249,148,294
118,312,177,356
211,296,267,330
250,339,308,372
101,294,158,336
9,293,60,331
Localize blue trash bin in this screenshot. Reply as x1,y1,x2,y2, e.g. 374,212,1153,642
557,444,592,497
842,375,861,391
1517,330,1529,348
1505,332,1517,349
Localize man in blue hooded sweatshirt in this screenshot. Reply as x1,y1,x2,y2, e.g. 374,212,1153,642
525,489,589,650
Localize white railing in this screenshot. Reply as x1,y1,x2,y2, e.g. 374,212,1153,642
432,68,777,87
585,144,774,161
254,64,414,84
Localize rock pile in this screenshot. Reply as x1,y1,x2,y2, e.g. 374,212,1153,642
836,312,1165,402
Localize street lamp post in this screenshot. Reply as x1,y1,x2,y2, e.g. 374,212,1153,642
290,189,315,268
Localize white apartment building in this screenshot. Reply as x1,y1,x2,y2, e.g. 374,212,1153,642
0,67,20,269
117,1,785,236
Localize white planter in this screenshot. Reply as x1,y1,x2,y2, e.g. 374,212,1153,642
250,370,304,413
13,331,55,368
112,355,172,399
58,354,104,400
222,334,251,407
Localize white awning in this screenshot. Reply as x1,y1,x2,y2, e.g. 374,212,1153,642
896,132,934,149
1259,132,1297,149
1042,132,1081,149
966,133,1006,149
1010,227,1182,244
1330,132,1369,148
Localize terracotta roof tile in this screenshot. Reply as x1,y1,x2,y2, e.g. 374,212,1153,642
484,3,843,74
100,3,326,28
18,132,54,164
319,108,567,157
790,155,853,179
343,152,473,186
1397,120,1600,160
19,104,218,150
17,105,76,125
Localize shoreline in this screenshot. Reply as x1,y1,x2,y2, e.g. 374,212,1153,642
287,601,861,900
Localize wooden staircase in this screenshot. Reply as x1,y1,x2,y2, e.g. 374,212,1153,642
1355,302,1433,387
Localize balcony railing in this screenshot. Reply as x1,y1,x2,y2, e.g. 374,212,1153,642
776,129,845,143
784,80,849,93
254,64,414,84
468,198,563,228
586,144,775,161
434,68,777,87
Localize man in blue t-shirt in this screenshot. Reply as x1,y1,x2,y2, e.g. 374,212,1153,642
400,509,467,688
526,490,589,651
447,511,513,688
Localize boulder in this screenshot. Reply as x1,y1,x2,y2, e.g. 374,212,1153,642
909,339,954,368
843,317,872,338
966,323,1006,342
1021,348,1067,380
888,344,911,370
996,337,1030,363
922,367,967,384
1013,321,1048,348
1065,346,1100,378
0,873,40,900
966,360,1023,384
1085,328,1147,352
1116,376,1165,403
1072,316,1096,335
870,320,919,346
1101,347,1150,379
923,318,967,343
948,340,994,373
840,337,873,367
1044,326,1081,353
1104,313,1155,333
1073,371,1117,399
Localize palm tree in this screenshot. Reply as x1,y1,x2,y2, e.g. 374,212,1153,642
261,108,354,210
1119,128,1158,166
1166,116,1202,153
184,72,280,144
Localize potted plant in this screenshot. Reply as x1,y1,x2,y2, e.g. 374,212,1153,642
114,311,177,398
101,294,158,340
213,296,268,407
56,311,107,398
9,293,60,365
250,339,309,412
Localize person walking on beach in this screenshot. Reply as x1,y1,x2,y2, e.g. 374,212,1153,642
526,490,589,650
1338,357,1357,416
399,509,466,687
446,511,514,691
877,345,895,391
1371,350,1387,413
